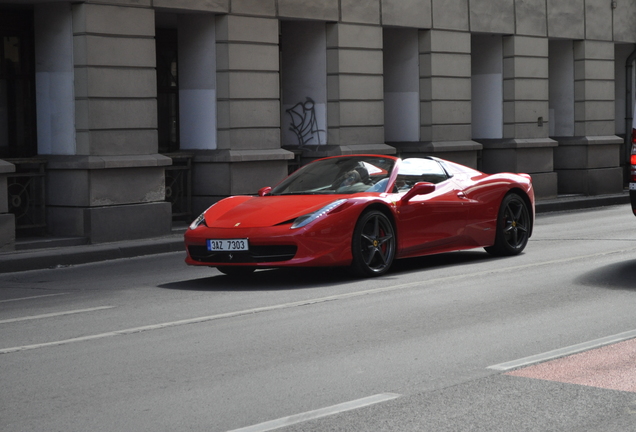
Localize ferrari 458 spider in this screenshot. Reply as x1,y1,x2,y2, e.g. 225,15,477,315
184,154,534,277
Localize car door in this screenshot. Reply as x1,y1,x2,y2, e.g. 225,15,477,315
394,160,469,257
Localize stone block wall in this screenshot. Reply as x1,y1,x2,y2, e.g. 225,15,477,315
325,23,393,155
480,35,558,199
552,40,622,196
189,14,292,215
1,0,635,250
43,3,173,243
394,29,480,168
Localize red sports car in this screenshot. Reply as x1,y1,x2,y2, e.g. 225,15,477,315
184,155,534,277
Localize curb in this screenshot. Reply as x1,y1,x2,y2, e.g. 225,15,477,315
0,192,631,274
534,192,630,214
0,234,185,274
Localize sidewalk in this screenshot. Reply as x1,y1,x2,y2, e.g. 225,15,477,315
0,192,630,274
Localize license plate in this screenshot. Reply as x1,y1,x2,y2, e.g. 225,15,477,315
630,183,636,191
207,239,249,251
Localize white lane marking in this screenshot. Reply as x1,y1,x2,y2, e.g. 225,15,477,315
226,393,401,432
1,246,634,355
488,329,636,371
0,306,115,325
0,293,68,303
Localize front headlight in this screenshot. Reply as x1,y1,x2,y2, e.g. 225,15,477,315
290,199,347,229
189,213,207,230
189,203,218,230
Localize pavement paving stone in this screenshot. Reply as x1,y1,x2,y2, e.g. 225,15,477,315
507,338,636,393
282,374,636,432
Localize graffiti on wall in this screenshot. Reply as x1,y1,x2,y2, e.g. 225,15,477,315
286,97,325,146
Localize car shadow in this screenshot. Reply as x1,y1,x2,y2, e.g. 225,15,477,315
159,267,357,292
390,250,497,274
574,258,636,291
160,250,501,292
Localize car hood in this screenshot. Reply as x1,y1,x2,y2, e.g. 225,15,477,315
204,195,350,228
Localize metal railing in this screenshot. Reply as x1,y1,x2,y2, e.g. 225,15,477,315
6,158,47,235
164,154,192,221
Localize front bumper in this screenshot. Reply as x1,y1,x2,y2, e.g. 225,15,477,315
184,221,355,268
187,244,297,264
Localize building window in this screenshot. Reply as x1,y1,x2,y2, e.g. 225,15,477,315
548,40,575,137
156,28,179,154
280,21,328,147
471,35,503,140
383,28,419,143
0,10,36,158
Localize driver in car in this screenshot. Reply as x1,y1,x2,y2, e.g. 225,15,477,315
339,170,361,188
336,166,373,193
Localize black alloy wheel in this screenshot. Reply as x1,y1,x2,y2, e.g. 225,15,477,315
351,210,396,277
485,193,530,256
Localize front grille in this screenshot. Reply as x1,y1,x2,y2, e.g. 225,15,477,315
188,245,297,263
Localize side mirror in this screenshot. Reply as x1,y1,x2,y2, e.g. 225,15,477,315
400,182,436,203
258,186,272,197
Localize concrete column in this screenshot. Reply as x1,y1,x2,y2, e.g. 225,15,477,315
408,29,480,168
554,40,623,195
215,15,282,152
574,41,617,137
189,15,291,215
45,3,172,243
323,22,394,156
480,35,558,199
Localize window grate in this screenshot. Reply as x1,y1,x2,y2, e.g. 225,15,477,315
6,158,46,235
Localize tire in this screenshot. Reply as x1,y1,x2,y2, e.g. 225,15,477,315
485,193,531,256
351,210,396,277
216,266,256,277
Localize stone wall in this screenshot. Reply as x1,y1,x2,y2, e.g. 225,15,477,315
0,0,634,249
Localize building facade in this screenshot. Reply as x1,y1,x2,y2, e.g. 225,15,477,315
1,0,635,251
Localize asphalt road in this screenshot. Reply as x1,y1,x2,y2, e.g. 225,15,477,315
1,204,636,432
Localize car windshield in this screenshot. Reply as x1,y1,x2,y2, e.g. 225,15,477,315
270,156,396,195
394,158,450,192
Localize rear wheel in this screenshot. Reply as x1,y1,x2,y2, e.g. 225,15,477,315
485,193,530,256
216,266,256,277
351,210,396,277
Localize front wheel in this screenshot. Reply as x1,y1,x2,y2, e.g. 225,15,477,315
485,193,531,256
351,210,396,277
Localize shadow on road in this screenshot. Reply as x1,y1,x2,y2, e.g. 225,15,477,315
158,267,356,291
159,250,499,292
575,258,636,290
390,250,495,274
